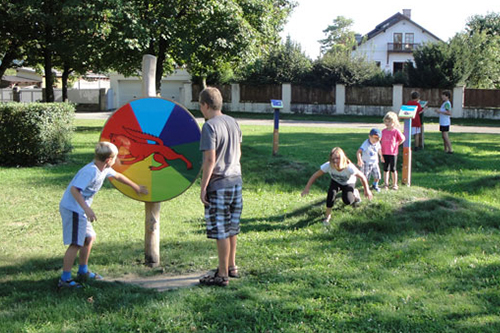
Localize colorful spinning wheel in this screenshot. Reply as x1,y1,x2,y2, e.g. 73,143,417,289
100,97,201,202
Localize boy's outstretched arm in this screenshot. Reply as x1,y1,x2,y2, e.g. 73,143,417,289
301,170,325,196
113,173,149,195
379,150,385,163
355,170,373,200
70,186,97,222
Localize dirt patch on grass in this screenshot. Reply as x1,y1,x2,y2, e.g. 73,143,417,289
106,271,208,291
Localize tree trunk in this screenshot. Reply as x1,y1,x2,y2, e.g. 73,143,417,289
0,47,20,81
155,37,168,96
43,47,55,102
61,64,72,102
201,76,207,89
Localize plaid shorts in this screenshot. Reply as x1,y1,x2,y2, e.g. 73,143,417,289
205,185,243,240
361,162,381,181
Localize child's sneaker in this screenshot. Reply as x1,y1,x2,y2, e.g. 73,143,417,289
57,279,82,289
76,271,103,282
322,215,331,226
371,184,381,193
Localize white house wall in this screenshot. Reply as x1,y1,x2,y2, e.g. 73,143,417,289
109,69,191,109
353,20,440,73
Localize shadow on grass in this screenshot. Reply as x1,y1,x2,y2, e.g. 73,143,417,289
241,198,325,233
74,125,105,133
334,194,500,236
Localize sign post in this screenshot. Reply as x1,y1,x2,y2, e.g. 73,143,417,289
271,99,283,156
100,55,201,267
399,104,418,186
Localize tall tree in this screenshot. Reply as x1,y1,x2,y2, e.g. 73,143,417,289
239,36,312,85
319,16,357,56
175,0,295,87
0,1,34,81
102,0,295,90
407,41,467,88
461,12,500,88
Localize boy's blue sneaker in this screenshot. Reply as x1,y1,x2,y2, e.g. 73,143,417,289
58,279,82,289
371,185,381,193
76,271,103,282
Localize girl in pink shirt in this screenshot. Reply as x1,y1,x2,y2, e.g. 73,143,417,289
381,112,405,190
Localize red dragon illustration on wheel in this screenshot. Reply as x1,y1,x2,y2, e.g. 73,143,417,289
109,127,192,171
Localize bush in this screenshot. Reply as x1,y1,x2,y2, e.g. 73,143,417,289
0,102,74,166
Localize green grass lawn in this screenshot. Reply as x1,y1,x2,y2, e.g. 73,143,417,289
1,118,500,332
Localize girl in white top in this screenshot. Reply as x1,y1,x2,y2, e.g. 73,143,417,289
301,147,373,224
437,90,453,154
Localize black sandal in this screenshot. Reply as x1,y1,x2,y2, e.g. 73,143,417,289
229,266,240,278
199,269,229,287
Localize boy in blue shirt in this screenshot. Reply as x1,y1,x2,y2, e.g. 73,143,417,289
58,142,148,289
356,128,385,192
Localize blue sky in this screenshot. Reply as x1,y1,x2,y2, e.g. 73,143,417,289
280,0,499,59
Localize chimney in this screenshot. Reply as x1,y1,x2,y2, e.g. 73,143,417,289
402,9,411,19
355,34,362,44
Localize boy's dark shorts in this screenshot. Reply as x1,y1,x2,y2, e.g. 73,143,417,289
440,125,450,132
204,185,243,240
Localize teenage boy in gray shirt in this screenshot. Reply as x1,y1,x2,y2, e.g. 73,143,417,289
199,87,242,287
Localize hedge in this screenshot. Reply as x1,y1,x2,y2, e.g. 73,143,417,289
0,102,74,167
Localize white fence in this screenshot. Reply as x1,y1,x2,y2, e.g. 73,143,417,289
0,88,109,111
0,89,14,102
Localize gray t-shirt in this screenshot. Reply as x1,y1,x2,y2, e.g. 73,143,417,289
200,114,242,191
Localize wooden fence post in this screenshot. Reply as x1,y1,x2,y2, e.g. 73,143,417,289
142,54,161,267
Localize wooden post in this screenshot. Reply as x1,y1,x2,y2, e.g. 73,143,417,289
402,118,412,186
142,54,161,267
272,108,279,156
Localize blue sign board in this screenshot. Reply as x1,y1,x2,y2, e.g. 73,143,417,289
271,100,283,109
399,104,418,119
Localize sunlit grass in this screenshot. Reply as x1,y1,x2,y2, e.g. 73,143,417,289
1,118,500,332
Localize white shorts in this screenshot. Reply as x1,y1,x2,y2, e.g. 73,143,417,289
60,206,96,246
411,127,421,135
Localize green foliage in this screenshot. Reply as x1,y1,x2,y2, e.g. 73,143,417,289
2,119,500,331
238,36,312,85
406,42,466,88
319,16,357,55
0,103,74,166
466,12,500,36
408,13,500,89
461,12,500,88
304,52,381,87
177,0,296,87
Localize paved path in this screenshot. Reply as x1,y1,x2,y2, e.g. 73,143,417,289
76,111,500,134
107,272,207,291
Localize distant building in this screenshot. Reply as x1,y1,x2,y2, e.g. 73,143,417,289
0,75,42,89
109,68,191,109
1,67,110,89
352,9,441,74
